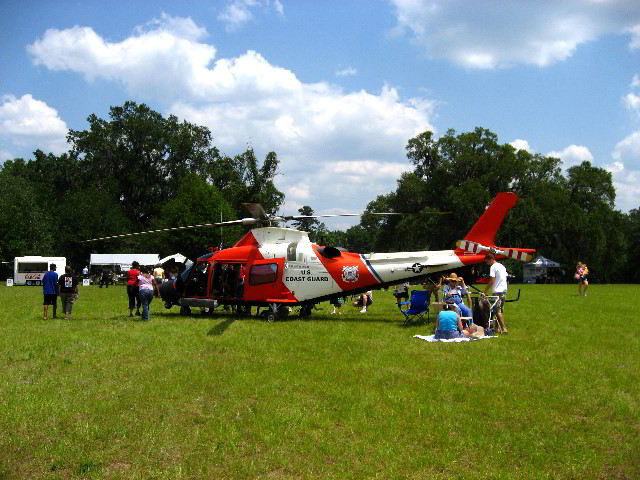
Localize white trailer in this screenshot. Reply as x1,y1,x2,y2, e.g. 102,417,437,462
13,256,66,286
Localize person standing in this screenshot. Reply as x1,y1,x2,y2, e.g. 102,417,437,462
576,262,589,296
58,266,79,320
99,267,111,288
127,261,142,317
137,266,159,321
42,263,59,320
483,254,509,334
153,263,165,284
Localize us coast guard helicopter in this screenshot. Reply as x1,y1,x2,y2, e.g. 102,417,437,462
84,192,535,321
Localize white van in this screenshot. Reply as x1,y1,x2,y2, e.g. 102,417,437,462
13,256,66,286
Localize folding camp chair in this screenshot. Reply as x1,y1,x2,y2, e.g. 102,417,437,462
397,289,430,325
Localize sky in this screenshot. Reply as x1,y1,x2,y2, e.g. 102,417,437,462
1,0,640,230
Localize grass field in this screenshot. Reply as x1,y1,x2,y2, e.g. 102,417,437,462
0,283,638,479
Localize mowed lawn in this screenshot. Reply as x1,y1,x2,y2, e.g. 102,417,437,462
0,283,638,479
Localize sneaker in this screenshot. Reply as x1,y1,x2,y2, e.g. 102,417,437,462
360,307,367,313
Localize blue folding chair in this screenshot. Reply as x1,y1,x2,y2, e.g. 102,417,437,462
397,289,431,325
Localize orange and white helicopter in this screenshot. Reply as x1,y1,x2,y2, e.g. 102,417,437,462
85,192,535,320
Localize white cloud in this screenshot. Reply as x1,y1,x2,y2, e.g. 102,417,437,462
28,16,217,100
607,131,640,211
627,23,640,49
631,74,640,88
27,16,435,225
390,0,640,68
547,144,594,170
624,92,640,113
217,0,285,32
0,94,69,156
336,67,358,77
510,139,532,152
0,148,13,162
287,183,311,201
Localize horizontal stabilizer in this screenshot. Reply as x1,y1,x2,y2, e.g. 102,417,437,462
456,240,533,262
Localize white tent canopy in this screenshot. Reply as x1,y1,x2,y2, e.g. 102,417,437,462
523,255,562,283
528,256,561,268
90,254,160,270
158,253,188,264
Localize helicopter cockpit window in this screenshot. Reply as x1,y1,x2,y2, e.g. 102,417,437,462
249,263,278,286
287,242,298,261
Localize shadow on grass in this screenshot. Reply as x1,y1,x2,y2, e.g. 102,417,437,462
207,318,236,336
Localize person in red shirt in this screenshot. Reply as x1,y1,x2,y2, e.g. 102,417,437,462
127,261,141,317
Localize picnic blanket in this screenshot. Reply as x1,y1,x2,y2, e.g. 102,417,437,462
414,334,495,343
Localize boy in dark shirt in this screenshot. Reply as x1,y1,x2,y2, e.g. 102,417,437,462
58,266,79,320
42,264,59,320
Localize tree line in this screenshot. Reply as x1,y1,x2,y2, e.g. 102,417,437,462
1,102,638,283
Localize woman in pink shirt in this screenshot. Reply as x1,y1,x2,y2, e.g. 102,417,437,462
137,266,159,321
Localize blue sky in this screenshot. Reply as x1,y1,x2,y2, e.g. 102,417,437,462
1,0,640,229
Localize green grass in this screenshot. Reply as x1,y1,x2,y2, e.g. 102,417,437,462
0,283,638,479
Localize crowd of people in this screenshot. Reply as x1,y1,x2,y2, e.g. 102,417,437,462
41,255,589,325
432,253,508,339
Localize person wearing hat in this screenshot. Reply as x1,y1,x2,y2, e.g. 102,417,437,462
443,272,472,319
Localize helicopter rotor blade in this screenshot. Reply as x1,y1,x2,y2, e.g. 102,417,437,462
81,218,255,243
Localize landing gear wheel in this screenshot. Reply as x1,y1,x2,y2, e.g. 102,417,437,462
267,313,276,322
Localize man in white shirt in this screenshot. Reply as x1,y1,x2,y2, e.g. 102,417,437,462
483,253,509,334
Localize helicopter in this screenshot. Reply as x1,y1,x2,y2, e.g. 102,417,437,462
84,192,535,321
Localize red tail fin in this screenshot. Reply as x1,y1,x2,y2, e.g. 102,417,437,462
464,192,518,247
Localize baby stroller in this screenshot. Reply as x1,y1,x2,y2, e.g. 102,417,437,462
471,289,521,334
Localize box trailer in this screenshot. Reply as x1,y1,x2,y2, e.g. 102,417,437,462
13,256,66,286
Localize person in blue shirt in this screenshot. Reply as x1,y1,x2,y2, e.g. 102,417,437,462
42,263,59,320
443,272,473,319
435,303,484,339
435,303,465,339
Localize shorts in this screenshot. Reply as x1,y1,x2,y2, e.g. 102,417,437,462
435,329,464,340
43,294,57,305
493,292,506,313
579,276,588,284
330,297,344,307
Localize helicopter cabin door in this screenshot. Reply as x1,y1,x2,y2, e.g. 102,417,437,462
244,258,285,302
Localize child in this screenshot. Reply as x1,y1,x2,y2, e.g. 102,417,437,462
393,282,409,302
330,296,343,314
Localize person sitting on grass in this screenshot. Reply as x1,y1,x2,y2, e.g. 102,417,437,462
435,303,484,339
353,290,373,313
